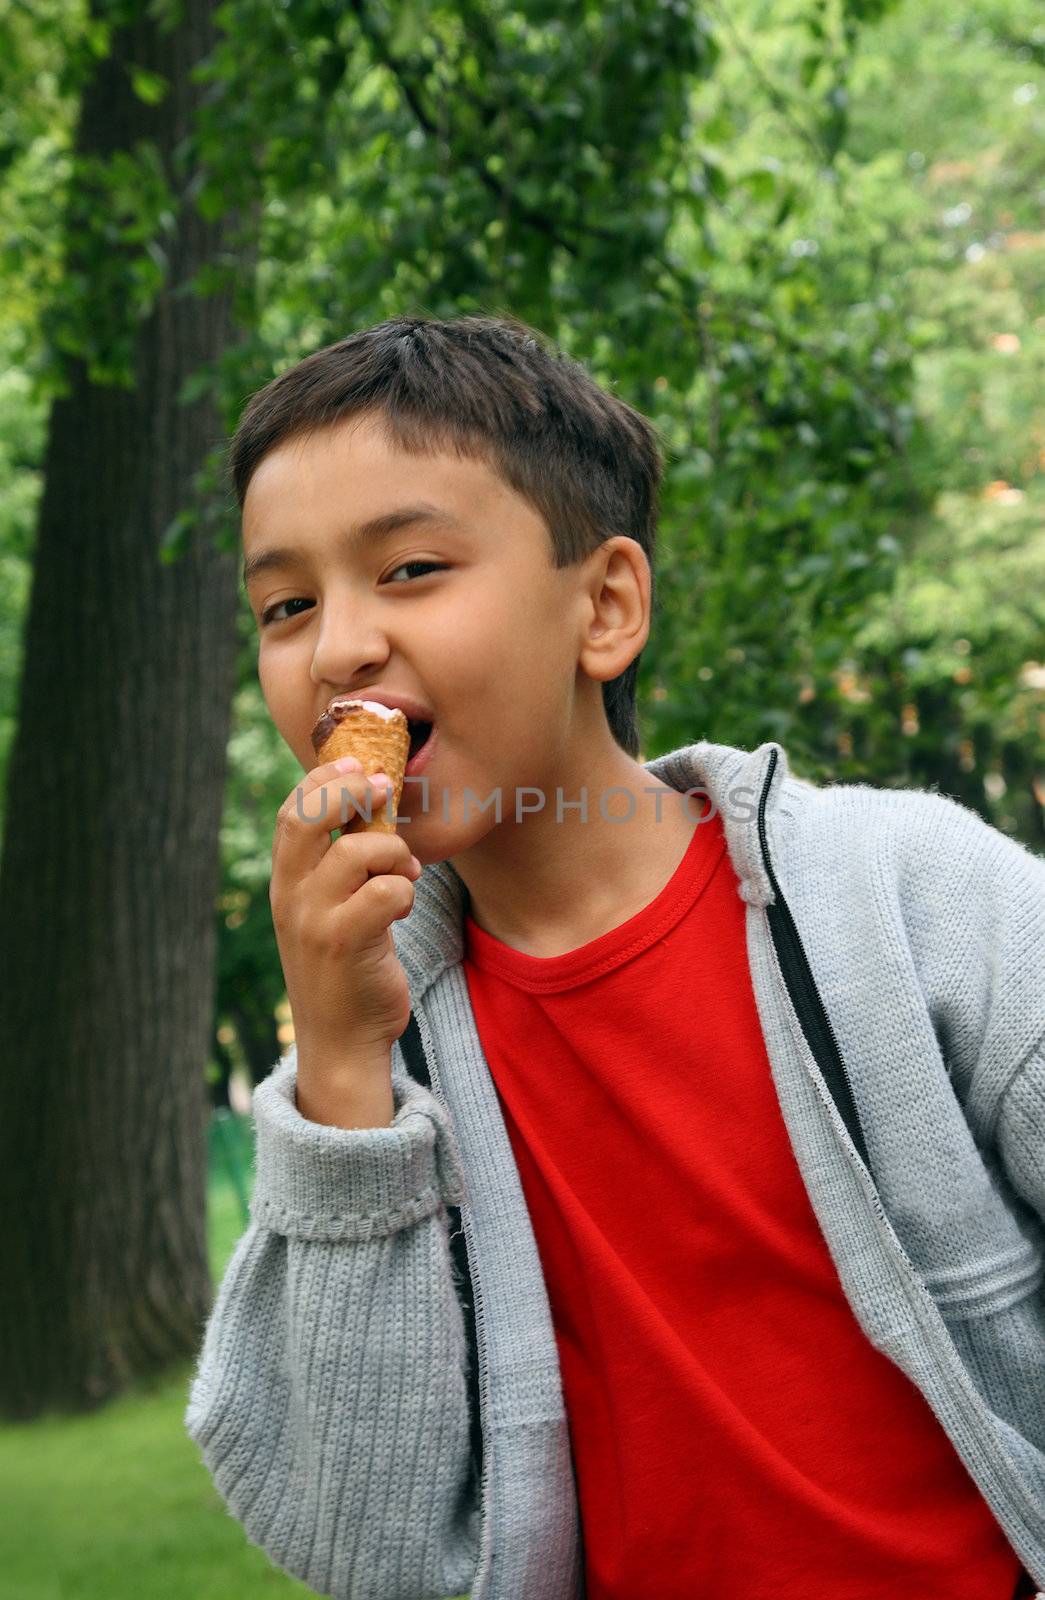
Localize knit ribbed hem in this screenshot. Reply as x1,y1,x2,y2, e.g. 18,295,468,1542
249,1056,464,1241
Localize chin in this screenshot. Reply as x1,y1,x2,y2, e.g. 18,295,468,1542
399,805,497,865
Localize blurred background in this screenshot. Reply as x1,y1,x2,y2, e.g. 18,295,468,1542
0,0,1041,1593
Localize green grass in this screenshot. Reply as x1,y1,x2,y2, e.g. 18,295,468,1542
0,1361,313,1600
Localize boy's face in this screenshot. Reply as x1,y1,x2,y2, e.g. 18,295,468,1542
241,411,611,862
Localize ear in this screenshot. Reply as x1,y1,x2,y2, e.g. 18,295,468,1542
576,537,651,684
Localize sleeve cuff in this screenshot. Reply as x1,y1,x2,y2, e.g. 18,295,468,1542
248,1051,466,1241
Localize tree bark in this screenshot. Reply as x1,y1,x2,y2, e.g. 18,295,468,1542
0,0,252,1417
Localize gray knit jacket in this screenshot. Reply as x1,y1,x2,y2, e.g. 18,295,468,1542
185,738,1045,1599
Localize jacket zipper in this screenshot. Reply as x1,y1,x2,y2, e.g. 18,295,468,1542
755,745,934,1250
398,1010,494,1598
756,747,872,1175
755,746,1045,1563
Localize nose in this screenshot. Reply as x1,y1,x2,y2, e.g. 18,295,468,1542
308,585,391,689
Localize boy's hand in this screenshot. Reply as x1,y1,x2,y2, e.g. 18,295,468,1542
269,757,422,1115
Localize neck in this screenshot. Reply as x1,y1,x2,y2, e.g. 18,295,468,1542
450,735,697,957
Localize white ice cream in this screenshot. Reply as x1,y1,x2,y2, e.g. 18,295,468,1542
330,699,405,722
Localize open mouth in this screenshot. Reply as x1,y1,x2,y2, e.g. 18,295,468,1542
407,718,434,762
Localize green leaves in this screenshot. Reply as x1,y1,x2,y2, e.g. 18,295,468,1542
128,66,169,104
3,0,1039,852
388,0,428,58
39,138,177,386
737,162,780,203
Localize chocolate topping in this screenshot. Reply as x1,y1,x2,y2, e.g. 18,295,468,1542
309,699,408,755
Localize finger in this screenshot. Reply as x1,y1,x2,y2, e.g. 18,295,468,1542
273,757,363,863
328,869,418,947
311,829,420,907
272,764,391,878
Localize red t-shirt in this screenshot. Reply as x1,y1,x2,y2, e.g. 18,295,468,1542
463,810,1029,1599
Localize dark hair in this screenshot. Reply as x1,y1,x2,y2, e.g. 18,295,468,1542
230,312,663,758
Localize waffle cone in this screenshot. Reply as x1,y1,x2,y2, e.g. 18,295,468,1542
312,703,410,833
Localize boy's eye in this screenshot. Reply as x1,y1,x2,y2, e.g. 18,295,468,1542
384,560,448,583
259,597,314,627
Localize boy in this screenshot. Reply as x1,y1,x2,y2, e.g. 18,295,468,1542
186,314,1045,1600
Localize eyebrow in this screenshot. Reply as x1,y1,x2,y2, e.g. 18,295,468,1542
241,503,466,589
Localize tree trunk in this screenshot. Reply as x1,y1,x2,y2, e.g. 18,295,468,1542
0,0,252,1417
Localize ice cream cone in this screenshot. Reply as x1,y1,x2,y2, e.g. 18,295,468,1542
310,699,410,834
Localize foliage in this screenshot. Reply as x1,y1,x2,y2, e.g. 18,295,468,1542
820,0,1045,835
0,0,1040,1079
635,0,1043,845
0,362,45,830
